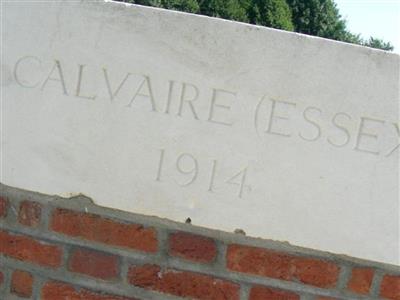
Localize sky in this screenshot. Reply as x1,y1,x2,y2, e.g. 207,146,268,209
334,0,400,53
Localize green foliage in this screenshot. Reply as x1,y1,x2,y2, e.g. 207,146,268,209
126,0,161,6
248,0,293,30
286,0,346,39
196,0,294,30
362,37,394,51
116,0,393,51
160,0,200,13
120,0,199,12
197,0,250,22
285,0,393,51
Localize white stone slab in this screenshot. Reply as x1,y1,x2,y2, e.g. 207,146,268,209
2,0,399,265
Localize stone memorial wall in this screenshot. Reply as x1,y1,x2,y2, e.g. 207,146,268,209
2,0,399,266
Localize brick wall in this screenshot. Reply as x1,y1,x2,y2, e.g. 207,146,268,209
0,184,399,300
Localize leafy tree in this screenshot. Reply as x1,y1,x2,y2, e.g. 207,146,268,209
197,0,294,30
116,0,393,51
126,0,161,6
285,0,393,51
160,0,200,13
121,0,199,12
248,0,294,30
286,0,346,39
362,37,394,51
197,0,249,22
341,31,362,44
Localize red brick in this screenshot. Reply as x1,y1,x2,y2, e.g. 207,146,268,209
169,232,217,263
347,268,374,295
380,274,400,300
0,196,8,218
0,271,4,285
227,244,292,280
226,244,339,288
19,201,42,227
42,281,137,300
11,270,33,298
51,208,157,252
68,248,119,280
292,257,340,288
249,286,300,300
128,264,240,300
0,230,62,267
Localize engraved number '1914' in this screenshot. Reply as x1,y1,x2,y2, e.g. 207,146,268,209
155,149,251,198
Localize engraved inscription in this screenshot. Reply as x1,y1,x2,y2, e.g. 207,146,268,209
226,167,251,199
386,123,400,157
175,153,199,186
11,55,399,159
254,96,399,157
155,149,252,198
327,112,352,147
13,56,236,126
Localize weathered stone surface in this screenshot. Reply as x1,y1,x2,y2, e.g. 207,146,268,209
2,1,399,264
